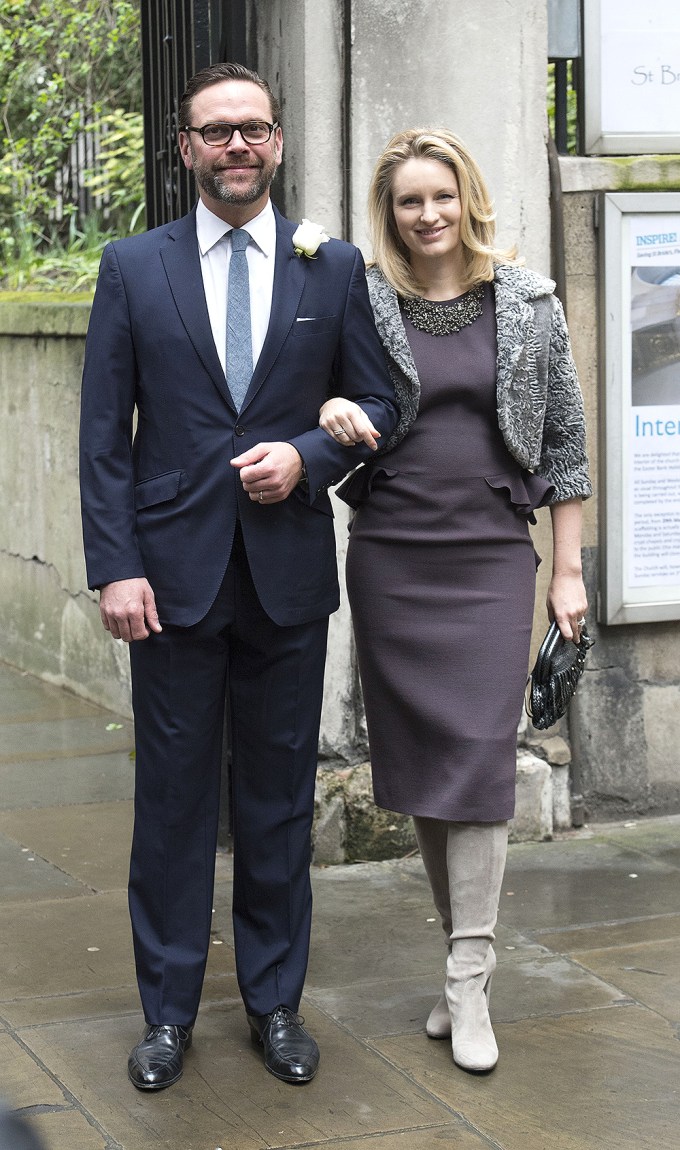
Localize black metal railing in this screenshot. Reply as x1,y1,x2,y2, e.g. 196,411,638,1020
549,57,582,156
141,0,248,229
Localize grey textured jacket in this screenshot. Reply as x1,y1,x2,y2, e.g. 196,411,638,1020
366,263,592,503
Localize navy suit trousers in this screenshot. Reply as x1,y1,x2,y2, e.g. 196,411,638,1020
128,526,329,1024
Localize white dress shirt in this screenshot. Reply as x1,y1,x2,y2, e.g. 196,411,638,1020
195,198,277,376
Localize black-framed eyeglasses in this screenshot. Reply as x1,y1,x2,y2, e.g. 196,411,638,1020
183,120,279,147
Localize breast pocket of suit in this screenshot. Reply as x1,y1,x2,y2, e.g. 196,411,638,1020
292,316,338,337
134,470,185,514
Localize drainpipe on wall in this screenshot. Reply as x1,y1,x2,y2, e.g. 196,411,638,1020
547,130,588,828
341,0,353,241
547,131,567,317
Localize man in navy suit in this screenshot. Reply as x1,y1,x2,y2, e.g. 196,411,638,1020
79,62,397,1091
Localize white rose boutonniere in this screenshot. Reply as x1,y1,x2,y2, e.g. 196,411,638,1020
292,219,330,258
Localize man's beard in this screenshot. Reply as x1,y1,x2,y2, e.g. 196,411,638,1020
191,147,276,206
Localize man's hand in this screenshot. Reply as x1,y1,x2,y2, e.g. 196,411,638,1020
99,578,162,643
231,442,305,503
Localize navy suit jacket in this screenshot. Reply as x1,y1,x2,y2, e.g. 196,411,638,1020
79,206,398,627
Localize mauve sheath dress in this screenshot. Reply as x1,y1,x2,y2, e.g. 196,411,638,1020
345,285,553,822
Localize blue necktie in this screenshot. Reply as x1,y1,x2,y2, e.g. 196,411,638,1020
226,228,253,411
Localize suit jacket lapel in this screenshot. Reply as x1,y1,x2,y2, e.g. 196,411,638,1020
240,209,306,411
160,209,234,410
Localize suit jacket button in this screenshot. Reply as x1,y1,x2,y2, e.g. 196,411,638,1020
235,424,246,436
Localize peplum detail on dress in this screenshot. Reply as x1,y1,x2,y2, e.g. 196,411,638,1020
335,464,398,509
484,470,554,524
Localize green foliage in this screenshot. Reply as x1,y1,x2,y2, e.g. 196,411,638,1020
0,0,143,290
547,61,579,154
1,215,116,292
81,112,146,232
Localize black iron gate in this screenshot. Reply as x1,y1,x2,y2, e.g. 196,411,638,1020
141,0,249,229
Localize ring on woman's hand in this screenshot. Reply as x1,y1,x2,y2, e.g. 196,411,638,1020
577,616,586,626
333,428,346,437
258,491,264,502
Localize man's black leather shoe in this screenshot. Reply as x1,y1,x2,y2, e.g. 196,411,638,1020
127,1024,193,1090
247,1005,319,1083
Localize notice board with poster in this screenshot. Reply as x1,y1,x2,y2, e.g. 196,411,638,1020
600,192,680,624
584,0,680,154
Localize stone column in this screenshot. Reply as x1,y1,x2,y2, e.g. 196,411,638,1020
349,0,551,272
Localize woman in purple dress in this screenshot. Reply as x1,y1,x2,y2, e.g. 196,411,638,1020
320,129,591,1074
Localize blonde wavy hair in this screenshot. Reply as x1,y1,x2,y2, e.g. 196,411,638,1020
368,128,519,297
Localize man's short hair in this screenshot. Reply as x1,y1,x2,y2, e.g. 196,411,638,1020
178,62,281,131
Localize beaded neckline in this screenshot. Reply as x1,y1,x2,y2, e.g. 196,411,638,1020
401,283,484,335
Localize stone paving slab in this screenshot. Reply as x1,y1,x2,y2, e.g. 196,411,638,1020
0,715,133,763
0,830,88,902
0,752,135,810
570,937,680,1021
1,1030,67,1109
1,1030,109,1148
589,815,680,865
371,1004,680,1150
0,801,135,891
24,1110,108,1150
0,664,102,723
533,911,680,952
306,859,447,987
0,891,135,1003
499,837,680,929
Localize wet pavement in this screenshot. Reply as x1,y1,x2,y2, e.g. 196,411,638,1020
0,658,679,1150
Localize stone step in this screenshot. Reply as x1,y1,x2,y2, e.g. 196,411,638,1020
313,737,573,865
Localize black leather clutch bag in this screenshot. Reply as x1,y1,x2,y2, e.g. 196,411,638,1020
526,621,594,731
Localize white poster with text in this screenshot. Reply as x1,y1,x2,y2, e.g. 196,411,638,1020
628,215,680,586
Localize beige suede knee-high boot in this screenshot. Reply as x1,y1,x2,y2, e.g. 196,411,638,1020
445,821,508,1072
414,817,508,1070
